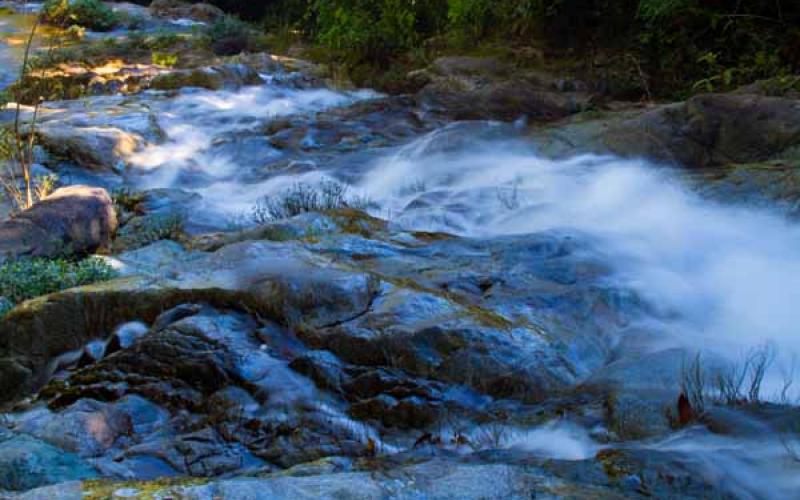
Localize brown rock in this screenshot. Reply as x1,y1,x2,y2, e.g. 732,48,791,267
0,186,118,263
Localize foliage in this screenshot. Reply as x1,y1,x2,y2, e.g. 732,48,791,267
311,0,417,64
151,51,179,67
245,0,798,98
207,15,252,55
0,257,117,316
114,212,186,251
41,0,119,32
251,180,371,224
112,187,146,213
679,344,778,416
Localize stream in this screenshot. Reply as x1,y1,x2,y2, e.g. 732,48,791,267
1,4,800,499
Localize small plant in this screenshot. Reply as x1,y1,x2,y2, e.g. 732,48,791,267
678,344,779,419
680,352,706,415
152,51,179,68
114,212,186,251
112,187,146,213
0,257,117,317
251,180,372,224
33,173,59,201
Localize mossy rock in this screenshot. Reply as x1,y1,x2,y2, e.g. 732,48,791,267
149,68,224,91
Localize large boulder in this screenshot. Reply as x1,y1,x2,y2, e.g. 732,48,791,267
0,186,117,264
533,93,800,167
414,56,595,122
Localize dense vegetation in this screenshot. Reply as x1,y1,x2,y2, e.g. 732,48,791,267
0,257,117,317
43,0,119,31
184,0,799,98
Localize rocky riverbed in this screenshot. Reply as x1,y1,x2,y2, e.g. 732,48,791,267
1,2,800,499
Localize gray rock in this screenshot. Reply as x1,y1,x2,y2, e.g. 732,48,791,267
36,124,143,173
532,93,800,167
0,432,97,491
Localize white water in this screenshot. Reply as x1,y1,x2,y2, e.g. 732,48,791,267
129,84,378,192
119,76,800,395
355,128,800,394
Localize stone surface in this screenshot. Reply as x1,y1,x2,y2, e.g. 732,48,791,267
532,93,800,167
415,57,594,122
0,186,117,263
35,124,144,173
149,0,224,22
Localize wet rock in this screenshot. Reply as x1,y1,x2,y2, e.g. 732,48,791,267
350,394,441,429
687,160,800,217
289,350,351,394
0,431,97,492
0,237,381,403
416,57,594,122
150,64,263,91
432,57,515,78
0,185,117,263
36,124,143,173
14,399,133,457
343,368,443,402
533,93,800,167
18,450,742,499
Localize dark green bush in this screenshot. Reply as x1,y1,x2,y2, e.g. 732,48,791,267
207,14,252,55
311,0,420,64
42,0,119,31
0,257,117,317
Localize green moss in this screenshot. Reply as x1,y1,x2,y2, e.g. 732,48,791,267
150,69,223,91
378,274,514,330
82,477,208,500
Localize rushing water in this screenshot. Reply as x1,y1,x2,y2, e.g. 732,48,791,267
360,130,800,377
120,76,800,397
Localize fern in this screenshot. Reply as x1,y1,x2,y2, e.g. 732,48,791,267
637,0,692,22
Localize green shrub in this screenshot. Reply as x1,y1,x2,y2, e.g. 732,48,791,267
312,0,421,64
0,257,117,316
151,51,179,67
207,15,252,55
42,0,119,31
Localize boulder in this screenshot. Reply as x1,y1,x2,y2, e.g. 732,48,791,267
533,93,800,167
149,64,264,91
149,0,224,22
415,57,594,122
0,186,117,264
0,431,97,492
35,124,144,172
